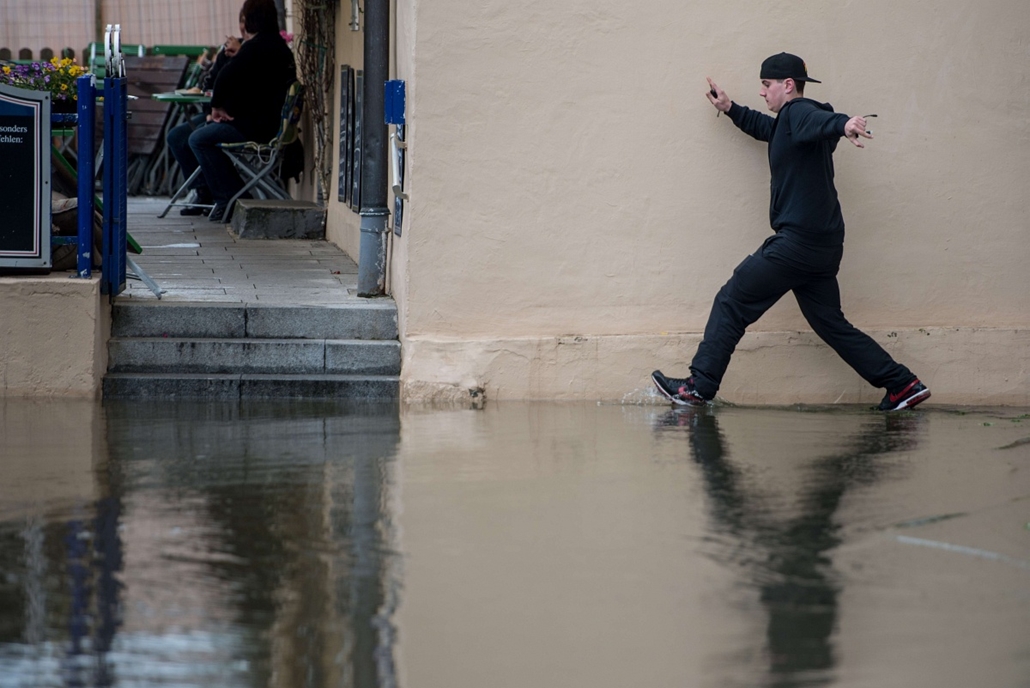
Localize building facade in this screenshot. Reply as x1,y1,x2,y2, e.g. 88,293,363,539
325,0,1029,405
2,0,1026,404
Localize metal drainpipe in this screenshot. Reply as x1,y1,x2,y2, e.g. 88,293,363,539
357,0,390,297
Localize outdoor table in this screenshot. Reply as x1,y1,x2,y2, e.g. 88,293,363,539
151,90,212,104
149,91,212,195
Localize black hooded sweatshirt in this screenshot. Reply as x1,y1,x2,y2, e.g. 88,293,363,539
727,98,851,271
211,30,296,143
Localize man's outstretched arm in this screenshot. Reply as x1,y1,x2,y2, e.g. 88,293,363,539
792,106,874,148
707,77,774,142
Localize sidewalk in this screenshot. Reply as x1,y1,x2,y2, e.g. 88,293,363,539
120,196,363,305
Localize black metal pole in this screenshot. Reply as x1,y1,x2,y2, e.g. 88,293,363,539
357,0,390,297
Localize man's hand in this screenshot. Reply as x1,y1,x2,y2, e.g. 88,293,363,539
706,77,731,114
844,116,873,148
211,107,233,123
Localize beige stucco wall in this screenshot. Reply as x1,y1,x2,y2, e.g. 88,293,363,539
329,0,1029,403
0,276,109,398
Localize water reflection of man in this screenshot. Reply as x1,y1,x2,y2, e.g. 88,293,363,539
655,408,920,685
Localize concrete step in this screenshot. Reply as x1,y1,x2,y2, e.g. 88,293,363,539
230,199,326,239
103,373,399,400
108,338,400,375
111,300,398,340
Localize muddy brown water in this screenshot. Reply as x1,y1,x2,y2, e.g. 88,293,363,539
1,399,1028,687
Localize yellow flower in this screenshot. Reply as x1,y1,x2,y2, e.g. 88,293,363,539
61,83,68,91
2,66,9,74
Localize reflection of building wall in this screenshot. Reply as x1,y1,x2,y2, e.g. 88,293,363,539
116,490,245,670
0,399,101,512
394,403,1030,686
394,403,758,687
101,401,402,687
0,400,403,683
0,399,111,683
268,463,350,688
833,412,1030,686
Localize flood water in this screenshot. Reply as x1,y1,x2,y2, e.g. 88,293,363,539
1,399,1028,688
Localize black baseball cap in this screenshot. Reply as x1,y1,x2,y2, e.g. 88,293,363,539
760,53,821,83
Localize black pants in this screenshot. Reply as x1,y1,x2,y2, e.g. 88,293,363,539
689,245,914,399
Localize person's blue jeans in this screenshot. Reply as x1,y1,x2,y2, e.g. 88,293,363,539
188,122,249,205
166,113,208,192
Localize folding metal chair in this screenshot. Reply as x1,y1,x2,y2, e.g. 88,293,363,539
217,81,304,219
157,167,211,218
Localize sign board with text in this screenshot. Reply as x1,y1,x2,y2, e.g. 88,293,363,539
0,84,51,269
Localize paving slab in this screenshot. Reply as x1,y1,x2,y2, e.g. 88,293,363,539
122,196,366,307
245,304,398,339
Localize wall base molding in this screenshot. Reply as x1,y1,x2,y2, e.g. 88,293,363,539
401,328,1029,406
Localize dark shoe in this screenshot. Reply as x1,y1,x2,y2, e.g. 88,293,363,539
877,379,931,411
179,205,210,216
208,202,227,223
652,370,708,406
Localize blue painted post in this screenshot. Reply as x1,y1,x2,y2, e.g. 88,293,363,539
383,80,405,125
384,80,406,237
75,75,95,278
101,75,127,296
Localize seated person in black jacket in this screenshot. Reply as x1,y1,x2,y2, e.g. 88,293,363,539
187,0,296,222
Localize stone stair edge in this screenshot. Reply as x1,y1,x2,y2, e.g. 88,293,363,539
108,336,400,345
104,372,400,381
110,300,399,340
111,300,397,311
107,338,400,376
102,373,400,400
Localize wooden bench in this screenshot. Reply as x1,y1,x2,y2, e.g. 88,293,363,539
123,55,190,156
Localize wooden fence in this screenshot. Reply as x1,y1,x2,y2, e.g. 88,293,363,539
1,47,79,62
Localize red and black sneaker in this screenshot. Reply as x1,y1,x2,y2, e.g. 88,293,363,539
877,379,931,411
651,370,708,406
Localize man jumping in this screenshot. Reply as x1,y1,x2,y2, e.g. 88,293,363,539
652,53,930,412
